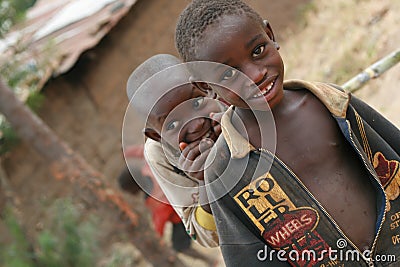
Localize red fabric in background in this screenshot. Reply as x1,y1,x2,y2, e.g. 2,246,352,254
125,144,182,236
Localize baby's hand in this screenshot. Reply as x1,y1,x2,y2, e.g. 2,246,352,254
178,139,214,180
210,112,223,137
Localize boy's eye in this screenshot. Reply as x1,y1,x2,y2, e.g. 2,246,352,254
221,68,237,81
166,121,179,131
193,97,204,109
252,44,265,57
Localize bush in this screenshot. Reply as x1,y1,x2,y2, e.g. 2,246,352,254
0,0,36,37
0,198,99,267
0,207,34,267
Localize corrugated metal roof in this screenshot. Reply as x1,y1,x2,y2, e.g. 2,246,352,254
0,0,138,96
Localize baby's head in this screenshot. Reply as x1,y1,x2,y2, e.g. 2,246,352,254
127,54,221,153
126,54,181,100
176,0,285,110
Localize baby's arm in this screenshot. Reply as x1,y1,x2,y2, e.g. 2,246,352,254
178,140,214,213
177,110,223,212
144,139,219,247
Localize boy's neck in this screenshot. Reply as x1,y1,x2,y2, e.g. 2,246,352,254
230,91,288,150
231,107,275,150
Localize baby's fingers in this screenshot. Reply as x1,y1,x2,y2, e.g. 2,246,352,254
179,142,188,151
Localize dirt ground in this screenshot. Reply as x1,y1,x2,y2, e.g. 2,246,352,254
2,0,399,266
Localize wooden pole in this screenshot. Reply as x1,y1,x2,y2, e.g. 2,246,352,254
342,48,400,93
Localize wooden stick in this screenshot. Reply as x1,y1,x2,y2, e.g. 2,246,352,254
342,48,400,93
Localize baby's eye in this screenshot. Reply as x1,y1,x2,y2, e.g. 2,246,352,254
221,68,237,81
252,44,265,57
166,120,179,131
193,97,204,109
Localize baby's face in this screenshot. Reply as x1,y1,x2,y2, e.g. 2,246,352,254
194,14,285,111
149,83,221,151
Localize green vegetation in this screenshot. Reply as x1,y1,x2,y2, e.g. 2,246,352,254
1,207,33,267
0,0,42,154
0,60,45,155
0,120,19,155
0,198,100,267
0,0,36,38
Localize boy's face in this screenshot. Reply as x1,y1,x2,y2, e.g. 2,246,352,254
147,83,221,151
195,14,285,110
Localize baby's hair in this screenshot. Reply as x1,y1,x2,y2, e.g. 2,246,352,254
175,0,263,62
127,54,181,100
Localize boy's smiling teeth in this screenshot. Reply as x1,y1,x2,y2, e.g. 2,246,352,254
252,80,275,98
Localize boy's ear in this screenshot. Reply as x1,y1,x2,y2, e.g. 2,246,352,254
143,128,161,142
189,76,217,98
263,19,276,42
193,81,211,92
191,81,217,98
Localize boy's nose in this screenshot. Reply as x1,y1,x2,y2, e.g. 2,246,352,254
245,64,267,85
185,117,205,134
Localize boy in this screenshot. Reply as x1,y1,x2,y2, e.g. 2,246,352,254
125,54,224,247
175,0,400,266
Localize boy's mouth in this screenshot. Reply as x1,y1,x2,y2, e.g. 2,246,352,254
249,76,277,100
197,125,217,142
183,119,219,144
252,79,275,98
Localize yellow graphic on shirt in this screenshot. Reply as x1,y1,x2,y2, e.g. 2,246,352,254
234,173,296,233
233,172,330,267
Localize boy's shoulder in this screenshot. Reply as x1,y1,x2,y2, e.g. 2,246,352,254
283,79,350,118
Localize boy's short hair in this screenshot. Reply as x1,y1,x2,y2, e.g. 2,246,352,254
127,54,181,100
175,0,263,62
